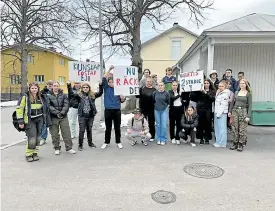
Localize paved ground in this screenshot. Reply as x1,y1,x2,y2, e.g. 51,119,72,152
1,103,275,211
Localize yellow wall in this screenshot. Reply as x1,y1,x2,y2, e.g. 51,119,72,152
1,49,72,95
141,27,197,80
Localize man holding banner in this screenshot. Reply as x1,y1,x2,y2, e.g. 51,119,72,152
101,65,126,149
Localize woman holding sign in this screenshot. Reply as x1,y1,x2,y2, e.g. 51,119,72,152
153,82,170,145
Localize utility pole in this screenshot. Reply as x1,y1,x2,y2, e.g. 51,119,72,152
99,0,104,121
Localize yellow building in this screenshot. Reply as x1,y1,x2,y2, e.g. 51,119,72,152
1,44,75,100
141,23,198,78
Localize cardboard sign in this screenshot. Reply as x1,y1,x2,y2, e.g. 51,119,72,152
113,66,139,96
180,70,204,92
68,61,100,83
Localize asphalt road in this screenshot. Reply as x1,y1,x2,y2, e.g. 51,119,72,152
1,103,275,211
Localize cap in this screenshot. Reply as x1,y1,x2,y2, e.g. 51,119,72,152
133,108,142,114
209,70,218,77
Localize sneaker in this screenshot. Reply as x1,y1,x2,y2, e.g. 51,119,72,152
171,139,176,144
176,140,180,145
157,141,161,145
40,139,46,146
26,156,33,162
101,143,108,149
141,139,148,146
78,146,83,151
200,139,204,145
149,139,154,142
55,150,60,155
117,143,123,149
88,143,97,148
190,143,196,147
182,139,188,144
32,153,39,161
68,149,76,154
205,140,210,145
131,140,137,146
161,142,165,146
213,143,221,148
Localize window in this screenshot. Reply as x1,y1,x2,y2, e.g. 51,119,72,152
171,40,181,60
27,54,34,64
59,58,65,66
9,75,21,84
34,75,44,84
59,76,66,85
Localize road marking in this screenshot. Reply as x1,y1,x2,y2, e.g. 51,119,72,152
0,138,26,150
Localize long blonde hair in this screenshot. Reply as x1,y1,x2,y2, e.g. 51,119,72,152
238,79,251,92
78,83,95,99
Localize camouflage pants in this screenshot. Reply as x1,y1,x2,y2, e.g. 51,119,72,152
231,108,248,144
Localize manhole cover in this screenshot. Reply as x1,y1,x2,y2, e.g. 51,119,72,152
183,163,224,179
151,190,176,204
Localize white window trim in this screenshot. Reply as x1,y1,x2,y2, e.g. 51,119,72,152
9,75,21,84
59,76,66,85
34,75,44,84
27,54,34,64
170,38,183,60
59,58,65,66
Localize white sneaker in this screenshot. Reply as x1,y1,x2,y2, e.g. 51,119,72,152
157,141,161,145
176,140,180,145
117,143,123,149
101,143,108,149
55,150,60,155
213,143,221,148
40,139,46,146
182,139,188,144
171,139,176,144
149,139,154,142
191,143,196,147
68,149,76,154
161,142,165,146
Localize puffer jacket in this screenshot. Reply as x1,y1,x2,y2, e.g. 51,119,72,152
67,84,80,108
181,113,198,129
127,116,149,134
214,89,230,117
47,90,69,118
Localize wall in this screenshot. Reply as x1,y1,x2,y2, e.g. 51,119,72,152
213,43,275,102
141,28,197,80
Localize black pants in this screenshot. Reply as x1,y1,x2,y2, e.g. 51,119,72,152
169,106,183,140
104,109,121,144
26,116,44,150
143,108,155,139
179,128,196,143
78,116,94,147
197,109,212,141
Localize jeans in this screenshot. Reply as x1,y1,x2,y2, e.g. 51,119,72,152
41,123,48,140
125,131,152,142
214,113,227,147
154,107,169,142
78,116,94,147
68,108,78,137
104,109,121,144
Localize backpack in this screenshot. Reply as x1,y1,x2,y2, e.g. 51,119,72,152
132,117,144,127
12,95,27,132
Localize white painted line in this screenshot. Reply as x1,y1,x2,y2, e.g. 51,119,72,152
0,138,27,150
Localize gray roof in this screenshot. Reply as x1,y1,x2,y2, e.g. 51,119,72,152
142,24,198,47
206,13,275,32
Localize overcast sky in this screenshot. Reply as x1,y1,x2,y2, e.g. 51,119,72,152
71,0,275,68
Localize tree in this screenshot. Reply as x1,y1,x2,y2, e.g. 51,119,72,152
73,0,213,112
1,0,76,93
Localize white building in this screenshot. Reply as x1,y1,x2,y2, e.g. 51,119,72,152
175,13,275,102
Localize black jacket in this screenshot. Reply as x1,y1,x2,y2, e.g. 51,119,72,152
181,114,198,129
68,84,103,117
168,89,190,108
136,86,156,113
194,90,216,110
47,90,69,118
67,84,80,108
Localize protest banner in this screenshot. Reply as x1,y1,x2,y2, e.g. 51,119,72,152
113,66,139,96
180,70,204,92
68,61,100,83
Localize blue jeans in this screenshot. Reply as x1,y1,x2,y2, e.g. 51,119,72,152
154,107,169,142
41,123,48,140
214,113,227,147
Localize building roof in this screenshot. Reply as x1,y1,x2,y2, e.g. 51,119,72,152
141,24,199,47
1,44,76,61
205,13,275,32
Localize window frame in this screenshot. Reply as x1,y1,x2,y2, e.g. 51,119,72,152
34,75,45,84
170,38,182,60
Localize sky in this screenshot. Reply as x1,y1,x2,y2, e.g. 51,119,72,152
70,0,275,68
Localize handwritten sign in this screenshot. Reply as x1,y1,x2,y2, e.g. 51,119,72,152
113,66,139,96
68,61,100,83
180,70,204,92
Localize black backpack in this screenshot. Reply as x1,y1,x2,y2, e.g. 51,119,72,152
132,117,144,127
12,111,25,132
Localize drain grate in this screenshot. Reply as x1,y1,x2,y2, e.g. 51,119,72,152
184,163,224,179
151,190,176,204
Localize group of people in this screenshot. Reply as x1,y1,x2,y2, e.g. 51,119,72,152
15,65,252,162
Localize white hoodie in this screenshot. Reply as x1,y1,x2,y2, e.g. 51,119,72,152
214,89,230,118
